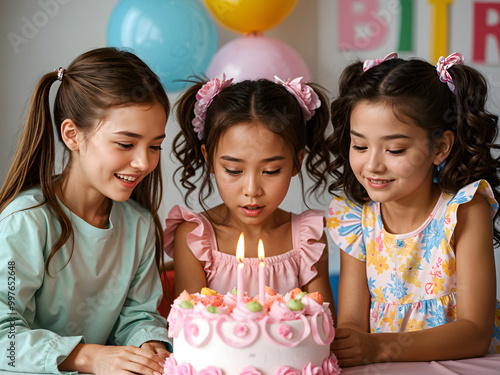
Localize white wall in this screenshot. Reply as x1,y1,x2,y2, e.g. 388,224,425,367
1,0,500,297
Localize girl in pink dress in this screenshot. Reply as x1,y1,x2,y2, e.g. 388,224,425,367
164,76,335,316
326,53,500,366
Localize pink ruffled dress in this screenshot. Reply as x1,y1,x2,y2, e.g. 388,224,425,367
164,205,326,296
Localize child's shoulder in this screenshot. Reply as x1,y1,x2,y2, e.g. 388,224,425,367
446,180,498,216
328,194,375,218
164,205,214,258
0,186,47,221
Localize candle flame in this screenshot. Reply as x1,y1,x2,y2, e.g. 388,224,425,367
258,239,265,262
236,233,245,262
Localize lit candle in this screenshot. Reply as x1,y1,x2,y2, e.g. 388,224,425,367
236,233,245,304
258,239,265,306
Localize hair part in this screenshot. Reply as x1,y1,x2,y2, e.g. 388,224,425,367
0,47,170,275
173,78,332,212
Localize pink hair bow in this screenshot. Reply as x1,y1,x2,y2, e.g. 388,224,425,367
274,76,321,122
363,52,398,72
435,52,464,93
192,74,233,140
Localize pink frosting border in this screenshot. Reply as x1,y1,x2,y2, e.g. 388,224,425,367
163,353,341,375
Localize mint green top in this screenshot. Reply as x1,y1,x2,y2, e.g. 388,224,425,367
0,187,171,373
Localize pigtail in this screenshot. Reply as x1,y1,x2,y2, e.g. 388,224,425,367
0,71,74,275
327,62,367,202
303,83,332,197
172,81,208,207
439,64,500,243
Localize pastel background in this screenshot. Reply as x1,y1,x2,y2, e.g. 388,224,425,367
1,0,500,299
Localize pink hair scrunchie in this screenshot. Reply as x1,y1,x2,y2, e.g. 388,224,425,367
363,52,398,72
274,76,321,122
435,52,464,93
192,74,233,140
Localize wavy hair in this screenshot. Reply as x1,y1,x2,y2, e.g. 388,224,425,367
327,57,500,244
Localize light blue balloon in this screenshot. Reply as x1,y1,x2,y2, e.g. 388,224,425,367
107,0,217,92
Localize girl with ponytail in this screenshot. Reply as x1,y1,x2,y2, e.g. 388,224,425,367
164,76,336,315
0,47,171,374
327,53,500,365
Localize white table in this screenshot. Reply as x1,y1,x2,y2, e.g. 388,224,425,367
1,354,499,375
341,354,500,375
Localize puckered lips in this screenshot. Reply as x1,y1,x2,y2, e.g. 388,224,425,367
241,204,264,217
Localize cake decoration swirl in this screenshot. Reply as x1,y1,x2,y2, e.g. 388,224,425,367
164,286,341,375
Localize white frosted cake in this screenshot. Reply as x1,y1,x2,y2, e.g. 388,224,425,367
164,287,341,375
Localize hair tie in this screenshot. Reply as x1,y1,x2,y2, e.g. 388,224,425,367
192,74,233,140
274,76,321,122
435,52,464,93
55,67,65,81
363,52,398,72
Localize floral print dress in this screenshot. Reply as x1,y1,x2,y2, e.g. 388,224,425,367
327,180,500,353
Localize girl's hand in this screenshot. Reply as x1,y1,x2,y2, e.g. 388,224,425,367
91,345,165,375
331,327,380,367
141,340,171,361
60,343,166,375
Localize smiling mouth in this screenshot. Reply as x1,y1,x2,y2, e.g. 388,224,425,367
115,174,138,183
368,178,393,184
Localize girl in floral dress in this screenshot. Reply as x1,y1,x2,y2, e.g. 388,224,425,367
326,53,500,366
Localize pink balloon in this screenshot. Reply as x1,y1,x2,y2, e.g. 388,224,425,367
206,34,310,82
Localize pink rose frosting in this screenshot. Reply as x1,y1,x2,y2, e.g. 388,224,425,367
166,306,185,337
278,323,293,340
163,355,200,375
274,76,321,122
322,353,342,375
269,302,304,322
230,303,266,322
193,300,230,319
234,323,250,338
301,296,326,316
275,366,301,375
163,355,178,374
302,362,324,375
239,366,262,375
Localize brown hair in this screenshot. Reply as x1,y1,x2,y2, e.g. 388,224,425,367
173,78,332,211
0,47,170,274
327,56,500,244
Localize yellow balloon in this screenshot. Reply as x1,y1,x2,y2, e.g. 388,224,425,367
205,0,298,34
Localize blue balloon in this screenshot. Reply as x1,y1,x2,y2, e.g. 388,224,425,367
107,0,217,92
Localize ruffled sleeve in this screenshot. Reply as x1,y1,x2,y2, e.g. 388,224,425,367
327,196,366,261
293,209,326,286
442,179,499,243
163,206,217,277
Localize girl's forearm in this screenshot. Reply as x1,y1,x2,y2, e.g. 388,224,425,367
369,319,492,363
59,343,99,373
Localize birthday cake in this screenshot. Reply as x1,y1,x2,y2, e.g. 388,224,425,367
164,287,340,375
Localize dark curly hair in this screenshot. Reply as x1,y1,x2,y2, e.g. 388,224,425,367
173,78,332,211
327,56,500,244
